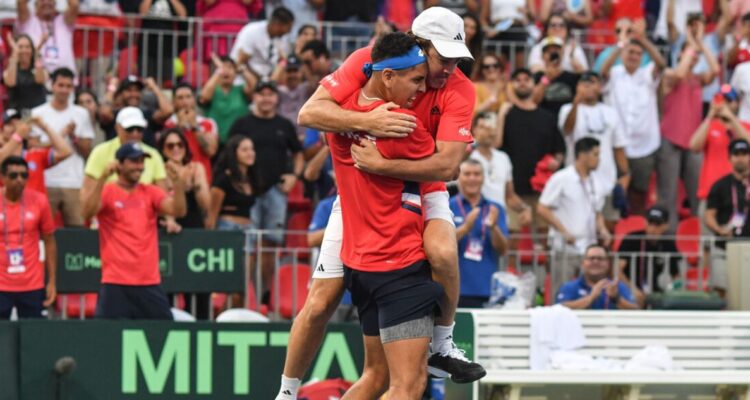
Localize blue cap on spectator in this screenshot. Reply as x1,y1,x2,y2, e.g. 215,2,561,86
3,109,20,124
721,84,738,102
116,142,151,162
730,139,750,155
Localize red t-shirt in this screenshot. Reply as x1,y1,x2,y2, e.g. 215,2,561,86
24,148,53,195
320,46,475,145
97,183,166,285
0,189,55,292
697,120,750,199
164,115,218,183
328,93,445,272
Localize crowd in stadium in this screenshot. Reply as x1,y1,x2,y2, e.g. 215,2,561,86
1,0,749,323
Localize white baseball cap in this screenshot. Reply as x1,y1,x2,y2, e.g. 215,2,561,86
411,7,473,60
116,106,148,129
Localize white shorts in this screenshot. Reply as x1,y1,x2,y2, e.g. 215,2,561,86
313,191,454,279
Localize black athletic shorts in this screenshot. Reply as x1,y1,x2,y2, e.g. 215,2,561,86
95,283,172,320
344,260,444,337
0,289,45,319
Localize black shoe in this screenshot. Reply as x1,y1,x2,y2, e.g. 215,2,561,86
427,347,486,384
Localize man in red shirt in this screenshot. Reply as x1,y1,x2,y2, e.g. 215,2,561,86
327,32,445,400
0,156,57,319
0,110,73,195
278,8,481,399
81,142,187,319
164,83,219,182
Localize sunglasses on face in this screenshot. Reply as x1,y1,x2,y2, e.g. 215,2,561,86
165,142,184,150
6,172,28,180
125,127,144,134
482,63,500,70
615,28,633,35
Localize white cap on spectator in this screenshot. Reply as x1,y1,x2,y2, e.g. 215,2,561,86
116,107,147,129
411,7,473,60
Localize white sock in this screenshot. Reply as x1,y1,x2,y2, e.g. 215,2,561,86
431,323,456,354
275,375,301,400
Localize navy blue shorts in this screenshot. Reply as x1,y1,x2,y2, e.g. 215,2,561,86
95,284,172,320
344,260,444,337
0,289,44,319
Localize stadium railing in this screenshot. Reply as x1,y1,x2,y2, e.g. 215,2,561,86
458,309,750,400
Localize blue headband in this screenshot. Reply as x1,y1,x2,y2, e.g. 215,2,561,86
362,45,426,79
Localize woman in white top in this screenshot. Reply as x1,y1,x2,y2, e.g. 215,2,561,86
480,0,536,68
528,13,589,73
540,0,593,29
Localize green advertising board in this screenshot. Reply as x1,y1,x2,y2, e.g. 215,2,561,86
8,320,363,400
55,228,246,293
0,323,18,400
446,311,475,400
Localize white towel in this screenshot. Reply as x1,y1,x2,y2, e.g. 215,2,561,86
529,305,586,370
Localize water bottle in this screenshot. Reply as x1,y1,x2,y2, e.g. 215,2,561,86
430,378,445,400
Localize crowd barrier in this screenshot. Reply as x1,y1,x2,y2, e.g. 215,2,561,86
0,320,363,400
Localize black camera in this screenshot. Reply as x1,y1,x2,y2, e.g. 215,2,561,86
549,51,560,63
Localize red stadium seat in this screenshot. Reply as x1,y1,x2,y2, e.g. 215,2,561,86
74,15,124,59
285,210,312,261
685,266,710,292
287,181,311,211
676,217,701,266
56,293,98,318
517,226,546,265
270,264,310,319
613,215,648,251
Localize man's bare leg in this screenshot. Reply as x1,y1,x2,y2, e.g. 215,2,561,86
382,336,431,399
341,335,389,400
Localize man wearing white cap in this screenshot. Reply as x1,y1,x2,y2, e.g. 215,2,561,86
80,107,167,210
277,7,482,400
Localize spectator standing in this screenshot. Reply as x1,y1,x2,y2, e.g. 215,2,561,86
480,0,536,69
100,76,174,146
653,0,702,42
83,143,186,319
617,206,680,306
559,71,629,227
557,244,638,310
451,159,508,308
228,80,303,292
294,24,318,56
16,0,78,76
298,40,334,89
601,34,666,216
0,156,57,319
206,136,256,248
458,13,483,77
593,17,652,73
199,56,255,144
3,33,46,114
163,83,219,182
266,0,322,42
30,68,94,227
472,54,507,115
528,14,588,74
541,0,593,28
704,139,750,293
690,86,750,224
139,0,188,83
0,112,72,195
74,89,107,147
276,56,313,140
424,0,480,16
730,59,750,122
322,0,377,23
497,68,565,232
197,0,250,59
469,112,531,223
532,36,580,116
538,137,611,294
657,31,719,230
157,128,210,231
83,107,166,186
230,6,294,80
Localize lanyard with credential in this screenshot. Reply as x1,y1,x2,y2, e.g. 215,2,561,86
456,196,489,242
2,194,24,249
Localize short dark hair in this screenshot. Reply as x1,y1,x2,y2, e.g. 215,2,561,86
575,137,600,158
219,56,236,67
1,156,28,174
51,67,75,83
297,24,317,37
585,244,609,258
270,6,294,25
460,158,484,172
511,68,533,80
372,32,419,64
300,39,330,59
742,12,750,23
472,111,494,128
75,88,99,106
172,82,194,97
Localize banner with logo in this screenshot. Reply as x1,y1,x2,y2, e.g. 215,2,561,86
8,320,363,400
55,229,246,293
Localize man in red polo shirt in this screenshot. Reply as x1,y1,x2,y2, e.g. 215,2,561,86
0,156,57,319
164,83,218,182
81,142,187,319
0,110,73,195
278,8,481,399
